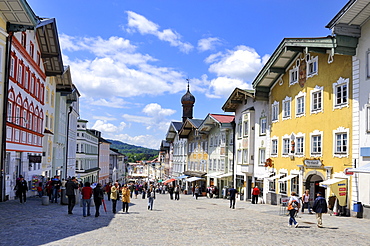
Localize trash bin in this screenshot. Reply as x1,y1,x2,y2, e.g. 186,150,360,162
42,196,49,205
353,202,363,218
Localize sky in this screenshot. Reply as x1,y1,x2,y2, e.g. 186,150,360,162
27,0,349,149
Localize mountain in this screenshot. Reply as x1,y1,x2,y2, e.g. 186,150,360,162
107,139,158,162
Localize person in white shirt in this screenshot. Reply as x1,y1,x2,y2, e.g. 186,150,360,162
287,192,301,228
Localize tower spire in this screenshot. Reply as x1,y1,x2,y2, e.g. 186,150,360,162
181,78,195,123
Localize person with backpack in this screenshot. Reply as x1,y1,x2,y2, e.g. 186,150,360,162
287,192,301,228
312,192,328,228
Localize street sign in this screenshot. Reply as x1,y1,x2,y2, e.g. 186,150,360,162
344,168,354,176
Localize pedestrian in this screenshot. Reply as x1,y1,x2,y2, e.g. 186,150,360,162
121,184,131,213
147,185,155,210
301,189,313,214
134,183,139,199
168,185,174,200
142,187,146,199
93,183,104,217
37,182,43,198
194,185,200,200
251,186,260,204
65,177,79,214
51,176,61,203
45,178,52,202
129,183,134,198
228,186,238,209
81,182,93,217
192,185,195,197
15,176,28,204
174,184,181,200
287,192,301,228
105,182,112,201
110,182,119,214
312,192,328,228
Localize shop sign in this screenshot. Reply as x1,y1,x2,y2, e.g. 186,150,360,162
303,159,322,168
344,168,354,176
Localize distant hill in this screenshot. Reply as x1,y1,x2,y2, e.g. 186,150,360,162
107,139,158,162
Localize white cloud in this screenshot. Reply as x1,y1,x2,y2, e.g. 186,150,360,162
206,45,265,81
206,76,252,98
125,11,193,53
197,37,221,52
88,97,130,108
91,120,127,133
112,134,160,149
92,116,117,121
142,103,176,118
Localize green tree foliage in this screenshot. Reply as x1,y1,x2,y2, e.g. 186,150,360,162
107,139,158,162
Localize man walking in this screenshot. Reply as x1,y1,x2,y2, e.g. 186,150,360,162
65,177,79,214
312,192,328,228
228,186,238,209
51,176,61,203
16,176,28,204
110,182,119,213
252,186,260,204
174,185,181,200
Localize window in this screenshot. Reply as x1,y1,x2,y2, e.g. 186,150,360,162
229,134,233,145
237,149,242,164
25,71,29,90
15,106,20,125
295,91,306,117
279,173,287,194
291,176,299,194
243,149,248,164
289,66,299,86
243,120,249,136
311,86,323,114
271,139,278,156
269,176,276,192
238,119,242,138
21,32,26,47
282,96,291,119
7,102,12,121
272,101,279,122
296,137,304,155
210,137,213,147
306,54,318,78
22,110,27,127
282,138,290,155
10,57,15,78
311,133,322,155
37,52,41,66
17,64,22,84
333,77,349,109
260,117,266,135
335,133,347,154
259,148,266,166
45,115,49,129
30,76,35,94
29,42,34,58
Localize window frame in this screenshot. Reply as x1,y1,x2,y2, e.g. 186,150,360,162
282,96,291,120
271,138,278,156
306,54,318,78
333,127,349,158
271,101,279,122
310,130,323,157
333,77,349,110
310,85,323,114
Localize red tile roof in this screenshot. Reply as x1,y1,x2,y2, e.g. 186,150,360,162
210,114,235,123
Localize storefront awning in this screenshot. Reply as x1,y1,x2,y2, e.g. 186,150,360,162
319,178,346,186
347,163,370,173
186,177,204,182
176,174,188,179
131,173,148,177
278,174,298,183
163,178,176,184
217,172,233,178
267,173,284,181
205,171,224,178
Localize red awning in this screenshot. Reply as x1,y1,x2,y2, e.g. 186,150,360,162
163,178,176,184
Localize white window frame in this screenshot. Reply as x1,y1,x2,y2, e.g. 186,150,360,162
10,57,14,78
282,96,291,120
310,130,323,157
295,91,306,118
306,54,318,78
271,137,278,157
272,101,279,123
243,120,249,137
259,148,266,166
237,118,242,138
310,85,323,114
282,136,290,156
333,77,349,110
237,149,242,164
295,133,305,157
289,64,299,86
333,127,349,158
243,149,248,164
260,117,267,135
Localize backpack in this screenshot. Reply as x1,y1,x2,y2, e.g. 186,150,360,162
291,200,299,208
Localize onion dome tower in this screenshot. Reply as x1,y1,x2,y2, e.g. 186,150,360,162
181,79,195,123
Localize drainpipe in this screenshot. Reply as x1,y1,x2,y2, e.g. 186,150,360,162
65,105,73,180
0,31,13,202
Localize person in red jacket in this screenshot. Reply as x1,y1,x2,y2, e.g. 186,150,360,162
81,182,93,217
252,186,260,204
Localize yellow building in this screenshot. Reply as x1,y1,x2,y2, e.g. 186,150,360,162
253,37,356,211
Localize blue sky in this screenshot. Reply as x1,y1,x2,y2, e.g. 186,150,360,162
27,0,348,149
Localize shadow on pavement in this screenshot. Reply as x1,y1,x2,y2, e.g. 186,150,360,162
0,197,114,246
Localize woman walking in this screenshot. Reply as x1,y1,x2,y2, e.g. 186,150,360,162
147,185,155,210
121,184,131,213
287,192,301,227
93,183,104,217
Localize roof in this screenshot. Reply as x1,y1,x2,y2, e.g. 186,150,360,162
165,121,182,142
198,113,234,133
36,18,64,76
252,37,356,99
222,88,255,112
326,0,369,29
0,0,39,31
209,114,234,123
178,118,204,138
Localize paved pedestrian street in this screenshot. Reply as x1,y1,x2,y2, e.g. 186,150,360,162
1,193,370,246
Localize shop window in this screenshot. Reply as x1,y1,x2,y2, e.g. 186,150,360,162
291,176,299,194
279,173,287,194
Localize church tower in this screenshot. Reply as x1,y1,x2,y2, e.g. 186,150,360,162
181,80,195,123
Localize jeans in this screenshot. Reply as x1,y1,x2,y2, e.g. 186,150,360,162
148,197,154,210
52,188,59,203
82,199,91,217
289,209,298,225
112,199,118,213
175,192,180,200
122,202,129,212
230,198,236,208
67,195,76,213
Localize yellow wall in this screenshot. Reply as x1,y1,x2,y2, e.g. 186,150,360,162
270,52,352,193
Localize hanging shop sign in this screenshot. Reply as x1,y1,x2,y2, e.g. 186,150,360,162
303,158,322,168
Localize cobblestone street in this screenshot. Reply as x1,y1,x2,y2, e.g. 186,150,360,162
1,193,370,246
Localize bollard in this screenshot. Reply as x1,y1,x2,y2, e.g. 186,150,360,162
42,196,49,205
